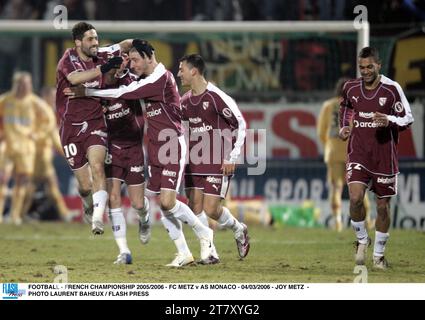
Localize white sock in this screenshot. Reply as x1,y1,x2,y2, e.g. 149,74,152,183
135,196,150,223
218,207,243,234
81,191,93,210
374,231,389,257
160,213,182,240
197,211,209,227
110,208,130,254
92,190,108,221
351,220,369,244
161,213,190,255
168,200,210,239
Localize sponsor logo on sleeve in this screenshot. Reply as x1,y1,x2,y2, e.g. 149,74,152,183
394,101,404,113
222,108,233,118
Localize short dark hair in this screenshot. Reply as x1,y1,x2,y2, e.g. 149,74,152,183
131,39,155,58
358,46,380,63
179,54,206,75
72,22,96,41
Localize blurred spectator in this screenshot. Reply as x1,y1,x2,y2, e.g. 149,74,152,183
1,72,37,225
0,91,13,224
318,0,346,20
193,0,242,20
263,0,301,20
26,86,72,221
0,0,33,19
95,0,185,21
0,0,34,108
43,0,87,21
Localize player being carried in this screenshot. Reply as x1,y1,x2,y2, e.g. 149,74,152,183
56,21,132,234
339,47,414,269
65,40,216,267
178,54,250,261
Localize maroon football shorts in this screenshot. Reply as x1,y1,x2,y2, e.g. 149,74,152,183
346,162,397,198
185,174,231,199
59,117,107,170
146,136,185,194
105,143,145,185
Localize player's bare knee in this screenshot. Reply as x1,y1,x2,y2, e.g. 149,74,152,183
350,194,364,208
160,198,176,212
90,162,105,179
130,198,144,211
78,185,92,197
204,203,221,220
191,203,203,215
108,192,121,208
376,204,389,217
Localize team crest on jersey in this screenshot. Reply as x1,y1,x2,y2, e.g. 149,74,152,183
70,55,78,62
394,101,404,113
379,97,387,106
203,102,209,110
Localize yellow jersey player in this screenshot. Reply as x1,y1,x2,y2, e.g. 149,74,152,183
1,72,37,225
317,78,372,232
0,92,13,223
25,86,71,221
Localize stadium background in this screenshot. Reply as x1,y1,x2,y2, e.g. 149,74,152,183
0,0,424,230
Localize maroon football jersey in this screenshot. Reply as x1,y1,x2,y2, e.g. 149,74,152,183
103,71,144,148
339,75,414,175
56,44,121,123
86,63,182,145
103,99,143,148
181,82,246,175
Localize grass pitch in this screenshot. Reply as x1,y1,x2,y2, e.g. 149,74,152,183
0,222,424,283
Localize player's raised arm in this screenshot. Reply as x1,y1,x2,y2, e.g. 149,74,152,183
118,39,134,53
85,63,166,100
67,56,123,85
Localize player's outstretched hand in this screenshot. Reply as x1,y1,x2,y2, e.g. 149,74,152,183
100,56,124,74
222,161,236,176
63,86,86,99
339,126,351,141
373,112,389,127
